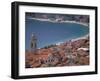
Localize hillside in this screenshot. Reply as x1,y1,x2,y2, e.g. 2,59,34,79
25,37,89,68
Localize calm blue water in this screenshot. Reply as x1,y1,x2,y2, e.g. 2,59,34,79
25,19,89,49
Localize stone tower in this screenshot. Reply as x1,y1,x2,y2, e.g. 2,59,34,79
30,33,37,54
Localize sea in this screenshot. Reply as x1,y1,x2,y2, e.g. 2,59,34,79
25,19,89,49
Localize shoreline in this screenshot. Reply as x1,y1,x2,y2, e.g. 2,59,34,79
71,34,89,42
28,17,89,47
55,34,89,46
28,17,89,27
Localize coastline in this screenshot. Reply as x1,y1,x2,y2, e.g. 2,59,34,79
55,34,89,46
28,17,89,45
28,17,89,27
71,34,89,42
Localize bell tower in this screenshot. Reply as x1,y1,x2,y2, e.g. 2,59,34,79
30,33,37,54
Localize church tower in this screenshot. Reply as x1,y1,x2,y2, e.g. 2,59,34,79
30,33,37,54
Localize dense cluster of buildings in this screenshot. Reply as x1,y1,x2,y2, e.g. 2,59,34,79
25,36,89,68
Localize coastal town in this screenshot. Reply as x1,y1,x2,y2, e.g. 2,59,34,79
26,35,89,68
25,13,89,68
